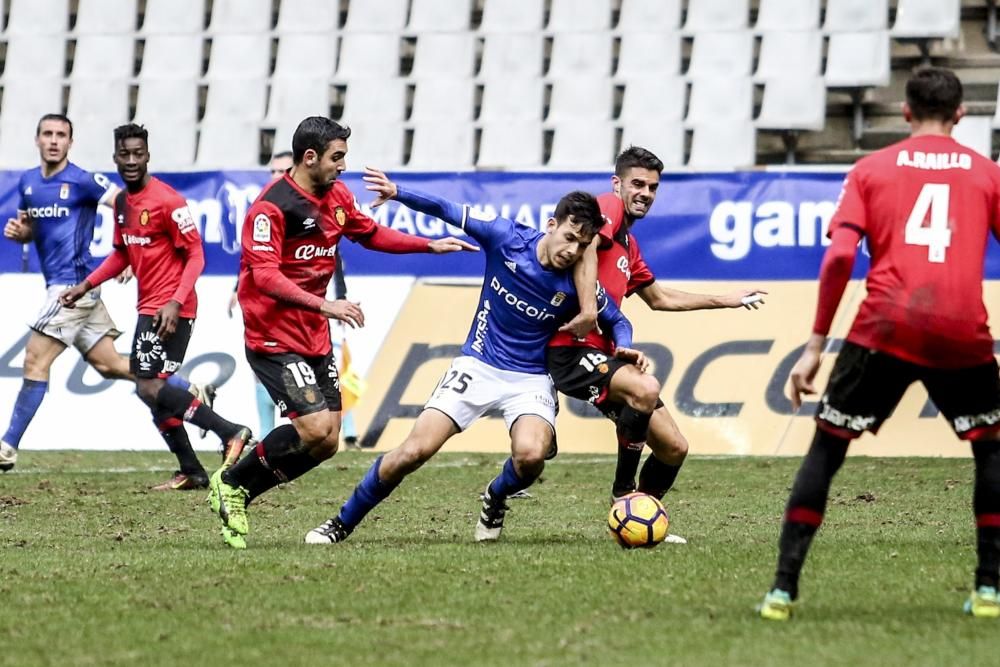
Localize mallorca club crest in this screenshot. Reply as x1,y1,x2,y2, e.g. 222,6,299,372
335,206,347,226
140,210,150,226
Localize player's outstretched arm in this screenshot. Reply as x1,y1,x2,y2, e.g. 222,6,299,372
595,287,634,351
637,283,768,311
559,238,601,338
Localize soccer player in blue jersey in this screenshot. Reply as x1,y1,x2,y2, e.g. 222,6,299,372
304,168,642,544
0,114,211,480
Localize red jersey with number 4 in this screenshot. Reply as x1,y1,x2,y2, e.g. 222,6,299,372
239,176,377,356
829,134,1000,368
112,177,202,318
548,192,655,353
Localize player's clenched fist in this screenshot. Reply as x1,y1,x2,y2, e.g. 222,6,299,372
3,216,32,242
614,347,650,373
58,281,92,308
321,299,365,329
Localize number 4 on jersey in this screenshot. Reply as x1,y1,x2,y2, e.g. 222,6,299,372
904,183,952,263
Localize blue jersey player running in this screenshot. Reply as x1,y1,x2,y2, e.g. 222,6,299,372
305,168,643,544
1,114,209,477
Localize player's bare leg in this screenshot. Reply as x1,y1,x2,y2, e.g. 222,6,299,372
306,408,458,544
83,336,133,380
640,405,689,497
476,415,553,542
1,332,67,471
606,364,661,498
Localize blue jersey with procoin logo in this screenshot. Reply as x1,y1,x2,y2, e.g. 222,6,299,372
17,163,113,286
395,187,632,374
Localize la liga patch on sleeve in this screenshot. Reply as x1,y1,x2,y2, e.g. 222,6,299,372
252,213,271,242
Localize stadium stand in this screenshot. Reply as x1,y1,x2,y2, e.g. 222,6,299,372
0,0,995,170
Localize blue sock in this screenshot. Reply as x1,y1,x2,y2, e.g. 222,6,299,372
165,374,191,392
338,456,399,529
488,457,534,499
255,382,275,434
3,379,48,448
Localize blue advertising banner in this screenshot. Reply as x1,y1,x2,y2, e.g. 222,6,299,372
3,168,1000,279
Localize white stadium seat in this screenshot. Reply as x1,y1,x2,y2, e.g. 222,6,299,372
410,79,476,122
204,78,268,121
754,0,820,32
208,0,271,34
682,0,749,33
616,32,682,79
408,121,475,169
755,76,827,132
951,115,993,160
0,79,64,168
478,78,545,122
479,0,546,32
891,0,961,40
686,77,754,125
546,77,614,122
344,0,409,32
754,31,823,81
5,0,68,34
71,35,136,80
135,79,199,122
686,31,754,78
619,120,685,168
274,34,338,80
408,0,473,32
825,32,891,88
336,33,402,79
276,0,339,33
547,33,613,77
478,121,544,169
140,118,197,169
141,0,205,34
139,35,205,80
619,77,686,123
823,0,888,33
687,121,756,169
617,0,681,32
547,0,611,32
3,36,68,80
67,79,129,122
335,120,405,169
340,79,409,123
75,0,137,34
546,120,615,170
479,34,545,78
206,34,271,79
265,78,331,126
197,120,260,168
410,33,478,79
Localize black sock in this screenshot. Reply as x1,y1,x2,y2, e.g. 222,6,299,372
772,429,850,599
637,455,682,499
223,425,321,499
972,440,1000,590
613,405,652,496
156,417,204,476
155,383,241,441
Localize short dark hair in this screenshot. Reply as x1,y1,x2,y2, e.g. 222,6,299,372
272,150,293,161
291,117,351,163
614,146,663,177
553,191,604,237
113,123,148,149
906,67,963,123
36,113,73,138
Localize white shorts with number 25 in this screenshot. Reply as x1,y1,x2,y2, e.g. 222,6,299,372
424,356,557,432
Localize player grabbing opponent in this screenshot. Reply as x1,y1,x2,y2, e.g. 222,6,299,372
548,147,765,525
208,117,476,549
304,173,638,545
60,123,250,489
1,114,211,476
758,68,1000,620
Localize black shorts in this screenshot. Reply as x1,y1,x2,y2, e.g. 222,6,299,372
817,341,1000,441
245,348,341,418
546,345,663,420
130,314,193,379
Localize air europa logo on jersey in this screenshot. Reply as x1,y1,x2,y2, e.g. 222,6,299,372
489,276,557,321
27,204,70,218
294,244,337,261
123,234,151,246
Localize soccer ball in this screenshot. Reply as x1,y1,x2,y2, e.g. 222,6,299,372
607,492,670,549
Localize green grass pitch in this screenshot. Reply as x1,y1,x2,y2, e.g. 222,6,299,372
1,451,997,666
